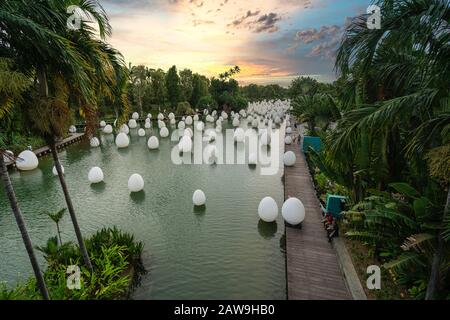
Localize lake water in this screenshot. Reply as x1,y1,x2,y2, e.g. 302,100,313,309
0,121,286,299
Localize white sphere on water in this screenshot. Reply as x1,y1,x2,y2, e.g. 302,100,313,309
158,120,166,129
282,197,305,226
222,112,228,120
147,136,159,149
115,132,130,148
261,131,271,146
157,113,164,121
193,114,199,121
178,121,186,130
100,121,106,127
147,113,152,119
128,174,144,193
16,150,38,171
192,190,206,206
285,136,293,145
286,127,292,134
2,150,13,163
128,119,137,129
234,128,245,143
185,116,193,126
168,112,175,120
69,125,77,133
144,122,151,129
52,165,64,176
90,137,100,148
103,125,113,134
212,110,217,117
119,124,130,134
248,153,257,165
160,127,169,138
232,118,240,127
88,167,104,184
132,112,139,120
196,122,204,131
170,118,176,126
283,151,296,166
138,128,146,137
258,197,279,223
216,119,222,126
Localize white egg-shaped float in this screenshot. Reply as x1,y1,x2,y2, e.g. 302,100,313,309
248,153,257,165
16,150,38,171
103,125,113,134
128,119,138,129
147,136,159,149
100,120,106,127
168,112,175,120
144,122,152,129
119,124,130,134
157,113,164,121
285,136,293,145
138,128,146,137
160,127,169,138
234,128,245,143
115,132,130,148
282,197,305,226
192,189,206,206
185,116,193,126
283,151,296,166
193,114,199,121
147,113,152,119
286,127,292,134
178,121,186,130
258,197,279,223
69,125,77,134
90,137,100,148
52,165,64,176
128,174,144,193
132,112,139,120
88,167,104,184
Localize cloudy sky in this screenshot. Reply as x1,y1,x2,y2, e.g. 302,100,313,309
100,0,369,86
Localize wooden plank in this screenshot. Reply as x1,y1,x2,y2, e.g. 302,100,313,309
284,126,351,300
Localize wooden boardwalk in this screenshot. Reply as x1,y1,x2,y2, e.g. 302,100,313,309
5,133,84,167
284,128,351,300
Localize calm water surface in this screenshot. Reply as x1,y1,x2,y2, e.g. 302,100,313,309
0,122,286,299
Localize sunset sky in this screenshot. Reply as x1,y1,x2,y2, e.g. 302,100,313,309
100,0,370,86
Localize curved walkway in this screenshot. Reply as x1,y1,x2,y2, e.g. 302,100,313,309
284,128,351,300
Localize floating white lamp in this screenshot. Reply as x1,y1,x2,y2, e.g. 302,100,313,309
138,128,146,137
2,150,13,163
258,197,279,223
100,121,106,127
185,116,193,126
169,112,175,120
103,125,113,134
193,114,199,122
88,167,104,184
286,127,292,134
69,125,77,134
52,165,64,176
115,132,130,148
147,113,152,119
192,189,206,206
285,136,293,145
144,122,151,129
147,136,159,149
132,112,139,120
120,124,130,134
128,119,137,129
178,121,186,130
282,197,305,226
157,113,164,121
283,151,296,166
170,119,176,126
128,174,144,193
160,127,169,138
248,153,257,165
16,150,38,171
234,128,245,143
90,137,100,147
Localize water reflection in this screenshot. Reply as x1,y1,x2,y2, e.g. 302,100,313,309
193,205,206,215
130,191,146,204
257,220,278,239
90,181,106,193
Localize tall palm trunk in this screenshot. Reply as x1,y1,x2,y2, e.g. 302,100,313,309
0,155,50,300
425,186,450,300
49,142,93,272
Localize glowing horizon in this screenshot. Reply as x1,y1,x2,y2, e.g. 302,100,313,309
101,0,369,85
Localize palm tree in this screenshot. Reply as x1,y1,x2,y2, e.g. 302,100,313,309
0,59,49,300
45,208,66,245
130,65,149,116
